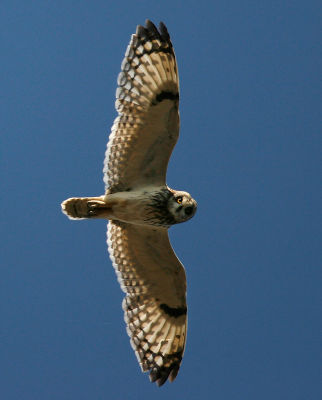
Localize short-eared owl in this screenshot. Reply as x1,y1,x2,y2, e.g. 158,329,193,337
61,20,197,386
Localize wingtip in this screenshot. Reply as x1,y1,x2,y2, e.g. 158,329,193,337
148,362,180,387
145,19,159,35
159,21,170,41
135,20,171,43
136,24,147,38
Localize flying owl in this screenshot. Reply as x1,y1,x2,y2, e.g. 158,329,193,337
61,20,197,386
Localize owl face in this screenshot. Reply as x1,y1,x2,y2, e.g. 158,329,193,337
169,191,197,223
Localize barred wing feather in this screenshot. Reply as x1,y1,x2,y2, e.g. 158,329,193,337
103,20,180,193
107,221,187,386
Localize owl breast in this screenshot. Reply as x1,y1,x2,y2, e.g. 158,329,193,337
104,187,174,227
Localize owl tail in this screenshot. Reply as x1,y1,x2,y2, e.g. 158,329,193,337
61,196,111,220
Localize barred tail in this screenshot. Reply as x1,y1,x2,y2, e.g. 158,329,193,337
61,196,109,220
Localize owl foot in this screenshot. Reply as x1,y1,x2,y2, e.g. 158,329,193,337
87,199,111,217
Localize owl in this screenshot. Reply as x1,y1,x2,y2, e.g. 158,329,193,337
61,20,197,386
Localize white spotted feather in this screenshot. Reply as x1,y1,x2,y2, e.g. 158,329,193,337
61,20,196,387
107,220,187,385
103,20,180,193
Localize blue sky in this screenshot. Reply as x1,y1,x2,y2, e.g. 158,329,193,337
1,1,321,399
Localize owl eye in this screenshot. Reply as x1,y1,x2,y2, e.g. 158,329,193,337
176,196,183,204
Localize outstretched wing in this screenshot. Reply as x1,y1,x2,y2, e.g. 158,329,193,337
103,20,180,193
107,221,187,386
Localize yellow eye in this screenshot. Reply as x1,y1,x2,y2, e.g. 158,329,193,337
176,196,183,204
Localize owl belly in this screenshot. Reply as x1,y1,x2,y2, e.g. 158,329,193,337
104,190,157,226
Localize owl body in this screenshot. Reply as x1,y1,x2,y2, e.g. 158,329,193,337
104,186,170,226
63,186,196,227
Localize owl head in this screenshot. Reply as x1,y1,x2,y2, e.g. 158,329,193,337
169,191,197,223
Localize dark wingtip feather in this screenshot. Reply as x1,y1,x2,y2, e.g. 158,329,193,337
159,21,170,41
168,365,180,382
156,376,168,387
145,19,159,35
148,362,180,387
136,24,148,39
149,368,168,387
144,19,162,42
136,20,171,44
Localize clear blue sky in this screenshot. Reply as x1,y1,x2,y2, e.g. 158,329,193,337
2,1,321,399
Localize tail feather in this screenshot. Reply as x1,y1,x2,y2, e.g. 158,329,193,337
61,196,107,219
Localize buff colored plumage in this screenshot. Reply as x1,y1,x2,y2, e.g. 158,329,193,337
61,20,196,386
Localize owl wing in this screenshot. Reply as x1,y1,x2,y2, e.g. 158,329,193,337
103,20,180,193
107,220,187,386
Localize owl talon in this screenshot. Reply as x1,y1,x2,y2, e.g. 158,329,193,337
87,200,106,209
86,199,111,218
87,200,106,215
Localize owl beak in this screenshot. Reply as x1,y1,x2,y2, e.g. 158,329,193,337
185,199,197,217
